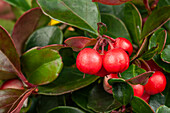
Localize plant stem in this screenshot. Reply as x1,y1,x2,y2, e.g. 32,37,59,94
151,0,159,10
143,0,152,15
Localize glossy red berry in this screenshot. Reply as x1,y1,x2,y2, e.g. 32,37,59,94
0,79,24,90
131,84,144,97
103,74,118,94
140,91,150,103
108,37,133,56
76,48,102,75
144,71,166,95
103,48,129,73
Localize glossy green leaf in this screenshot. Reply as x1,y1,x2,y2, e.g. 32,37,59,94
98,3,114,14
149,93,166,112
38,67,99,95
0,19,15,33
37,95,65,113
156,105,170,113
31,0,39,8
148,28,167,54
21,47,63,85
4,0,31,11
161,45,170,63
48,106,85,113
141,46,159,60
158,0,170,8
108,79,133,105
141,6,170,39
101,13,131,42
12,7,50,56
24,26,63,51
131,96,154,113
38,0,101,35
87,83,121,112
153,54,170,73
121,64,146,80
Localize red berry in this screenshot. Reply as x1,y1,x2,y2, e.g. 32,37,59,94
144,71,166,95
1,79,24,90
140,91,150,103
108,37,133,56
103,74,118,94
95,66,109,77
131,84,144,97
103,48,129,73
76,48,102,75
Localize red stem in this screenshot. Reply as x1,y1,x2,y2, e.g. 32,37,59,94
93,38,101,50
143,0,152,15
102,35,116,42
151,0,159,10
107,39,114,50
97,22,107,34
140,59,151,71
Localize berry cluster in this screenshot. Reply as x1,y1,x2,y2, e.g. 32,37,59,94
76,37,133,77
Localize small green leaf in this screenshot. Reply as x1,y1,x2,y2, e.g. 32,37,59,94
38,0,101,35
24,26,63,52
87,83,121,112
108,79,133,105
121,64,146,80
21,47,63,85
156,105,170,113
141,6,170,39
48,106,85,113
4,0,31,11
149,93,166,112
161,45,170,63
141,46,159,60
38,67,99,95
101,13,131,42
148,28,167,54
131,96,154,113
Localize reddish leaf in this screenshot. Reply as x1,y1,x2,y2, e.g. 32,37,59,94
92,0,132,5
12,7,50,56
64,36,97,51
126,71,154,85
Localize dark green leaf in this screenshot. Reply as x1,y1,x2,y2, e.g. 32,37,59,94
21,47,63,85
38,67,99,95
92,0,131,5
0,19,15,33
37,95,65,113
87,83,121,112
24,26,63,51
101,13,131,42
141,6,170,39
161,45,170,63
153,54,170,73
4,0,31,11
38,0,101,35
131,96,154,113
156,105,170,113
149,93,166,112
141,47,159,60
121,64,146,80
48,106,85,113
108,79,133,105
158,0,170,8
148,28,167,54
12,7,50,56
98,3,114,14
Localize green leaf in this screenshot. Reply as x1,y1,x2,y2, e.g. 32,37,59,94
149,93,166,112
38,67,99,95
38,0,101,35
12,7,50,56
92,0,131,5
37,95,66,113
31,0,39,8
141,6,170,39
148,28,167,54
24,26,63,52
98,3,114,14
48,106,85,113
156,105,170,113
101,13,131,42
87,83,121,112
131,96,154,113
108,79,133,105
121,64,146,80
0,19,15,33
161,45,170,63
4,0,31,11
141,47,159,60
153,54,170,73
21,47,63,85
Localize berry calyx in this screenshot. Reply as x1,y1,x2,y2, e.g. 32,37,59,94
0,79,24,90
131,84,144,97
103,48,129,73
76,48,102,75
108,37,133,56
144,71,166,95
